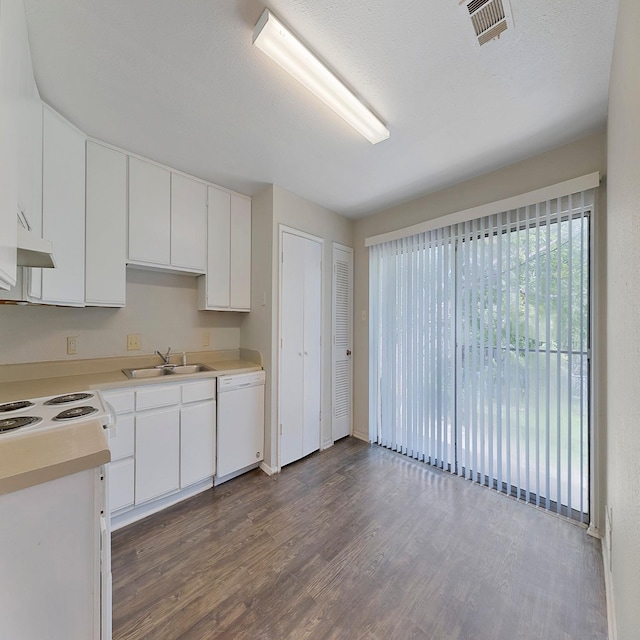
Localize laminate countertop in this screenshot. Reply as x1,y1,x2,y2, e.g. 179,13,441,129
0,421,110,495
0,350,262,402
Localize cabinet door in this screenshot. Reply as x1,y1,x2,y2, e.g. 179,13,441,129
107,414,134,462
128,157,170,266
109,458,134,512
85,142,127,306
181,400,216,487
41,107,86,306
135,406,180,504
205,186,231,308
171,173,207,272
229,194,251,310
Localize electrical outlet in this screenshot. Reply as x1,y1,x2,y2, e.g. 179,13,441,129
67,336,78,355
202,331,210,348
127,334,141,351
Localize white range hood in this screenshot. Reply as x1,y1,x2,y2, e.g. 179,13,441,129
16,224,55,268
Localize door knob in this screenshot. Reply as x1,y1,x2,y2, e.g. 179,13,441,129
346,349,352,356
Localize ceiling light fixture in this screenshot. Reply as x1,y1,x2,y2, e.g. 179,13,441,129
252,9,390,145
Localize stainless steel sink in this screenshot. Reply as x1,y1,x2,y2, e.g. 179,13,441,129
172,364,214,374
122,364,214,379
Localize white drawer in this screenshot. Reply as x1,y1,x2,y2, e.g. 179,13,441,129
102,389,134,414
135,384,181,411
109,457,134,512
181,379,216,404
107,414,134,461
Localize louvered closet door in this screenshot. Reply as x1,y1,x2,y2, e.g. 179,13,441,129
332,244,353,441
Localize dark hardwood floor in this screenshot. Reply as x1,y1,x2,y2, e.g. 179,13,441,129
111,438,607,640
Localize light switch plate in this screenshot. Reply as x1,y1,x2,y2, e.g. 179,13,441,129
202,331,210,347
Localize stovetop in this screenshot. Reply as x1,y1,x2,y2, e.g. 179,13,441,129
0,391,111,438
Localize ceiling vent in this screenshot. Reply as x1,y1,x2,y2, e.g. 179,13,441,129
462,0,512,46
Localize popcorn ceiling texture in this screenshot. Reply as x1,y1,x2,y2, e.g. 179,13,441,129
22,0,617,218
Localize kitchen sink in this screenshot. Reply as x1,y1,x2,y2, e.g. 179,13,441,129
122,364,214,379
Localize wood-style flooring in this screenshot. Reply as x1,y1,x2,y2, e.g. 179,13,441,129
111,437,607,640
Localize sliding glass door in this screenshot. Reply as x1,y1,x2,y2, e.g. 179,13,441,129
369,190,592,522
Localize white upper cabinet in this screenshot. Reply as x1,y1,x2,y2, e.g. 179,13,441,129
85,141,127,307
198,188,251,311
128,158,207,274
230,194,252,310
201,186,231,308
0,0,40,290
170,173,207,272
40,107,86,306
128,157,171,267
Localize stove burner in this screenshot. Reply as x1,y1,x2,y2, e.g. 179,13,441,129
44,392,94,406
0,415,43,433
53,406,98,421
0,400,35,413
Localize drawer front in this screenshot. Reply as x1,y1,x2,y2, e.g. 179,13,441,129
109,458,135,512
181,379,216,404
107,414,134,461
135,384,181,411
102,389,135,414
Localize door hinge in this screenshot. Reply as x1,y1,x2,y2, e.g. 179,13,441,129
280,423,283,435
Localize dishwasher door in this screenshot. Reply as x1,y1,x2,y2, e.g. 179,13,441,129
216,371,265,480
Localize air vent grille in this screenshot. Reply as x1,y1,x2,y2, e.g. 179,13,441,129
463,0,511,46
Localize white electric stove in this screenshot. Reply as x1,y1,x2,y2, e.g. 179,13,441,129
0,391,112,438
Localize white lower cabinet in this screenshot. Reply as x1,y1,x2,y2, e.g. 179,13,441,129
109,457,135,512
135,405,181,504
103,378,216,528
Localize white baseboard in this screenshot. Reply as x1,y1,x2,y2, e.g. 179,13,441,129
352,430,370,443
321,439,334,451
259,461,278,476
602,535,617,640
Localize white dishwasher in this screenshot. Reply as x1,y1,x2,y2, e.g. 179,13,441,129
216,370,265,483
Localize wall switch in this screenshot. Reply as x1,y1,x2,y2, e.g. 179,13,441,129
67,336,78,355
127,334,141,351
202,331,210,347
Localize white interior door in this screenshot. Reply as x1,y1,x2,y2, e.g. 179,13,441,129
280,232,306,467
332,244,353,441
279,229,322,467
302,238,322,457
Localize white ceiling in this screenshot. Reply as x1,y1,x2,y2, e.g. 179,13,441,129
23,0,619,218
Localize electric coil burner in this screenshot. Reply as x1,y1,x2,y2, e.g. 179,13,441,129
0,391,109,437
0,400,35,413
53,406,99,421
0,415,43,433
44,392,94,406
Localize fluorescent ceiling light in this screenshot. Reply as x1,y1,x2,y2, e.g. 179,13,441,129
253,9,390,145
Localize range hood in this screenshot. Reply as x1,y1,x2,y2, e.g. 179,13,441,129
16,223,55,269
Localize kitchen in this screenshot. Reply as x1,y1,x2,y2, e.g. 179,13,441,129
1,0,638,638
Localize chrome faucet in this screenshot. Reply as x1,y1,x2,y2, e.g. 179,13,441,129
155,347,172,365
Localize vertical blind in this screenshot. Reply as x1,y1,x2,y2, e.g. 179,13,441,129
369,189,592,521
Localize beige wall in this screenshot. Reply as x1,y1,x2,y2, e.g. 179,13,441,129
605,0,640,636
0,268,242,365
240,184,353,471
352,132,607,443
